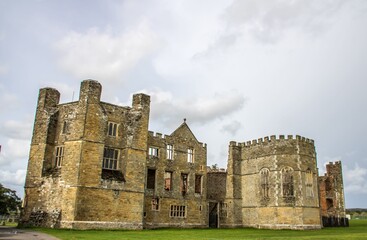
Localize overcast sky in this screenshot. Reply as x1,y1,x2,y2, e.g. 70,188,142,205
0,0,366,208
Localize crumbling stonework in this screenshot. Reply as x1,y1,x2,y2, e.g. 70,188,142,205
319,161,348,227
22,80,346,230
22,80,150,229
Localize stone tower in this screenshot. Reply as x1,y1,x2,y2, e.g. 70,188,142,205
22,80,150,229
223,135,321,229
319,161,347,226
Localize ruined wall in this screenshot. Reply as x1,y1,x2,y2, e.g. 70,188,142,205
207,168,227,202
319,161,347,227
223,135,321,229
22,80,150,229
144,123,208,228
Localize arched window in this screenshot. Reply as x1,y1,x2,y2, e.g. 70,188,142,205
306,168,314,197
260,168,270,199
282,167,294,197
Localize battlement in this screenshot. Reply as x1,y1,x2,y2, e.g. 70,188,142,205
207,166,227,173
148,130,207,148
229,135,314,148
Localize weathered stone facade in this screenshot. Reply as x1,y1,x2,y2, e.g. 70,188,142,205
22,80,346,230
319,161,348,227
222,136,322,229
144,124,208,228
22,80,150,229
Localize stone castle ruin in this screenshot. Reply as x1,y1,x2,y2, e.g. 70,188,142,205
21,80,347,229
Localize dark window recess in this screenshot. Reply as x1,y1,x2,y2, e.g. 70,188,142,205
101,169,125,182
195,175,202,194
147,169,156,189
181,173,188,195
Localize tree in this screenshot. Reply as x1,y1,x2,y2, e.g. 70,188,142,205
0,183,21,215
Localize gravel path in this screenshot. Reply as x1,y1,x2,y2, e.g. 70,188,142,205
0,226,60,240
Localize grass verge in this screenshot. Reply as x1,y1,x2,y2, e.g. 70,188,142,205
32,219,367,240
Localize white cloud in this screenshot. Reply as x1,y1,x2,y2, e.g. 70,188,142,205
222,0,348,44
344,163,367,194
0,119,33,140
141,89,246,127
55,20,159,83
0,92,19,112
6,138,30,160
221,120,242,136
0,169,26,186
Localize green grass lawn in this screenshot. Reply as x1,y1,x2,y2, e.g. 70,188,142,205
34,220,367,240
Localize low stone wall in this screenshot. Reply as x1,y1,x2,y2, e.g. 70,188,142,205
20,210,61,228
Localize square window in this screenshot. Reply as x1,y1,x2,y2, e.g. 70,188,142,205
149,147,159,157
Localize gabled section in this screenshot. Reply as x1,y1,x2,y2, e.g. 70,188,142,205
170,119,199,143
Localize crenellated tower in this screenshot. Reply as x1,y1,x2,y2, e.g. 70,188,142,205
223,135,321,229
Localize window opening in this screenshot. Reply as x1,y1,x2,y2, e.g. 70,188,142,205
181,173,188,196
164,171,172,191
306,169,314,197
187,148,194,163
220,203,228,218
149,147,159,157
107,122,118,137
147,169,156,189
260,168,270,199
282,167,294,197
103,148,119,170
54,146,64,167
170,205,186,218
195,175,202,194
151,197,159,211
62,121,69,134
166,144,173,160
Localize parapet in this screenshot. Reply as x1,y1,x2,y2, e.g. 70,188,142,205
148,130,207,148
207,166,227,173
230,135,315,148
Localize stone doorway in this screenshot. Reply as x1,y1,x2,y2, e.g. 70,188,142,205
209,202,218,228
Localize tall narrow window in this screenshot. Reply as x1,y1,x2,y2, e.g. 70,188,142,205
220,203,228,218
164,171,172,191
166,144,173,160
282,167,294,197
103,148,119,170
107,122,118,137
195,175,202,194
62,121,69,134
260,168,270,199
147,169,156,189
187,148,194,163
149,147,159,158
306,169,314,197
181,173,188,195
54,146,64,167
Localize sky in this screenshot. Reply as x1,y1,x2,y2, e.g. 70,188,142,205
0,0,366,208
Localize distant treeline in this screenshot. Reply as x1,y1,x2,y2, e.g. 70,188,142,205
346,208,367,213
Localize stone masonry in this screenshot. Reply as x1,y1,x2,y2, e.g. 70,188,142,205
21,79,346,230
